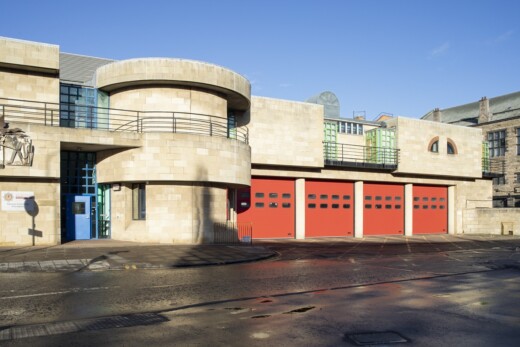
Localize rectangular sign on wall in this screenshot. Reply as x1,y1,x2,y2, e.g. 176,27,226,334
1,191,35,212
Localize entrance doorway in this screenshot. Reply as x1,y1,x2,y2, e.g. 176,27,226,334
60,151,111,241
65,194,93,240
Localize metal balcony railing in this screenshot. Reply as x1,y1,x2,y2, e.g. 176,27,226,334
323,141,399,170
0,97,248,143
482,158,506,178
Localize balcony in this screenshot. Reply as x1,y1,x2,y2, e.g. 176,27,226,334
0,97,248,143
323,142,399,171
482,158,506,178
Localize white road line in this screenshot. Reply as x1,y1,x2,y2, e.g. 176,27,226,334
0,286,118,300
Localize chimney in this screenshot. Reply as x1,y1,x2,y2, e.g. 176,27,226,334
478,97,490,123
432,108,442,122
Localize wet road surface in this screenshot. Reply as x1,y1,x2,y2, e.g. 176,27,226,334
1,237,520,346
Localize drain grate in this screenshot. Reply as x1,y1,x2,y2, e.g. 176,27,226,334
346,331,409,345
0,312,169,341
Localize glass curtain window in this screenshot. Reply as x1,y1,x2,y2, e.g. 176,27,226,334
97,90,110,130
60,151,96,195
60,83,109,129
132,183,146,220
227,111,237,139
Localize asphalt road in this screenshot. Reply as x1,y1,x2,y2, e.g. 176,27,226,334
1,238,520,346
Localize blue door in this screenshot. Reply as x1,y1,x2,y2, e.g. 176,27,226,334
66,195,91,240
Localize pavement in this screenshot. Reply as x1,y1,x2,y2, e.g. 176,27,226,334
0,240,277,272
1,234,520,272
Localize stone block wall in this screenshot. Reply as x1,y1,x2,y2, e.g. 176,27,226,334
0,180,60,245
0,37,59,71
0,72,58,105
454,179,493,233
96,133,250,186
0,123,142,179
109,86,227,118
386,117,483,178
110,182,227,244
0,122,61,178
0,37,59,110
248,96,324,168
463,208,520,235
95,58,251,111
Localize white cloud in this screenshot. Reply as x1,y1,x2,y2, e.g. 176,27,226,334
482,30,515,46
495,30,514,43
430,42,450,57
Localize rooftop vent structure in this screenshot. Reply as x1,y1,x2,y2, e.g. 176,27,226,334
306,91,340,118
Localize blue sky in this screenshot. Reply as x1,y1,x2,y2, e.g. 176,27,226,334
1,0,519,119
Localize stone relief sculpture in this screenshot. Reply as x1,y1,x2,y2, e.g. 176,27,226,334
0,126,34,167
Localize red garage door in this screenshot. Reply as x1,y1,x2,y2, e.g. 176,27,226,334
363,183,404,235
413,186,448,234
305,180,354,237
237,178,295,239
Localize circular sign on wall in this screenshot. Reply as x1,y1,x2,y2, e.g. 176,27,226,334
3,192,13,201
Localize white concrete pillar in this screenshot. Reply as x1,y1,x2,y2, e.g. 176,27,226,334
404,184,413,236
448,185,455,234
354,181,363,238
295,178,306,240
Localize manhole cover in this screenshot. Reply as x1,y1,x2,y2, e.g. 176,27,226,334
346,331,409,345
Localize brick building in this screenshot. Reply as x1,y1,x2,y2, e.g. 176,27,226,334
422,92,520,207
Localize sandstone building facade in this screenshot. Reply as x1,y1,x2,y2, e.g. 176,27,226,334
0,36,507,246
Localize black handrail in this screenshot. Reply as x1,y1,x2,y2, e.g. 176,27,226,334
0,97,248,143
323,141,399,170
482,158,505,177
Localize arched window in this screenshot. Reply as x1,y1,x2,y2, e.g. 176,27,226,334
447,138,457,154
428,137,439,153
431,141,439,153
